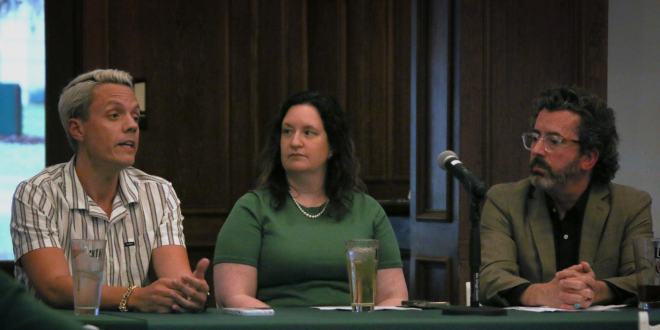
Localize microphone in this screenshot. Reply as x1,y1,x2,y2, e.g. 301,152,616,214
435,151,506,315
437,150,487,199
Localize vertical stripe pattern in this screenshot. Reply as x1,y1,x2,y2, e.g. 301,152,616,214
10,157,186,298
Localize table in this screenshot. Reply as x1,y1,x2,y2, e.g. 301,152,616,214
80,307,660,330
59,310,146,330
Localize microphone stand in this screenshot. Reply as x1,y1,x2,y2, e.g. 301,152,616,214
469,196,482,308
442,188,507,316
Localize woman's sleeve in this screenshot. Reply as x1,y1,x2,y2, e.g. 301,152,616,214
371,199,403,270
213,192,264,268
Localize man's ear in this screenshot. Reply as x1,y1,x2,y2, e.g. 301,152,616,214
68,118,84,143
581,148,599,171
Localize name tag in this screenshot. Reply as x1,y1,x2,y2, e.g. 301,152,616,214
124,241,135,247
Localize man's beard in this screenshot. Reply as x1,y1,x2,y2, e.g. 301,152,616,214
529,155,581,191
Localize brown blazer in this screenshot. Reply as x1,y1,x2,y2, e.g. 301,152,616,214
479,178,653,307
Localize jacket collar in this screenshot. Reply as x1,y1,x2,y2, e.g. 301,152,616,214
527,181,610,280
528,184,557,282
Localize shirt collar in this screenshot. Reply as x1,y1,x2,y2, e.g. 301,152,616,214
544,182,592,220
62,156,140,210
63,156,88,210
117,167,140,205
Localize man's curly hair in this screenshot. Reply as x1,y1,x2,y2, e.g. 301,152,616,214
532,85,619,184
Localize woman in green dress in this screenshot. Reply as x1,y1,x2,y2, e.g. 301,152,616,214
213,91,408,308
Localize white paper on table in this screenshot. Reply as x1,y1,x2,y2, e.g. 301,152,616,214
506,304,627,312
312,306,421,311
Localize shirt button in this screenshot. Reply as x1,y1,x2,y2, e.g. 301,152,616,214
564,234,568,239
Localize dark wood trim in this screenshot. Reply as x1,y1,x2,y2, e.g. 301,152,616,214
578,0,608,96
338,0,348,106
82,0,110,71
413,0,428,220
400,248,411,291
457,0,488,307
414,0,455,223
414,0,441,222
400,248,411,260
416,210,448,223
181,209,230,216
413,255,452,301
445,0,457,221
0,260,12,276
45,0,79,166
250,0,260,162
378,200,410,217
221,0,232,210
182,215,227,248
386,0,395,181
185,244,217,308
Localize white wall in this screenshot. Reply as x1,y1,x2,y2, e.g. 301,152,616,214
608,0,660,234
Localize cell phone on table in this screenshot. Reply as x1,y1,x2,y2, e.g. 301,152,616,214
401,300,450,309
223,307,275,316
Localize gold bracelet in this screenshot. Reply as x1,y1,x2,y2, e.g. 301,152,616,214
119,285,139,312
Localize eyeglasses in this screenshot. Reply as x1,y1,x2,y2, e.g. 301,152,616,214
522,132,580,153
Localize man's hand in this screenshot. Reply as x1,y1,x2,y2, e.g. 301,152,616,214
522,262,607,309
170,258,211,313
556,262,612,306
127,259,210,313
521,276,594,309
127,278,181,313
556,261,594,279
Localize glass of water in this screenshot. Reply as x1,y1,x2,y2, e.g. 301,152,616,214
71,239,106,315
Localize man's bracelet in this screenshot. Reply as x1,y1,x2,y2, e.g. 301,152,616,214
119,285,139,312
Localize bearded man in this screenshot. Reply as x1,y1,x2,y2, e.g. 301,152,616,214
479,86,653,309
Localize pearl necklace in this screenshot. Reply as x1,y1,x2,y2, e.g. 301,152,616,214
288,190,329,218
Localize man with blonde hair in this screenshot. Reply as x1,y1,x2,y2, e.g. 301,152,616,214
11,69,210,313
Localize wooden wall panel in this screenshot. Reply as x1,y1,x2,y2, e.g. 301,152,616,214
283,1,308,96
344,0,411,200
228,0,261,203
346,0,372,181
257,0,285,138
45,0,78,165
414,256,452,302
488,1,580,185
409,0,457,305
81,0,109,71
307,0,346,101
48,0,411,212
109,1,233,212
391,0,412,183
352,0,389,181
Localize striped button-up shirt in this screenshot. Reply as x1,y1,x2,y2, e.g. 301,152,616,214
11,157,185,298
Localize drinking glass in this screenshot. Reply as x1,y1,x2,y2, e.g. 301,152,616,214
633,238,660,310
345,239,379,312
71,239,106,315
